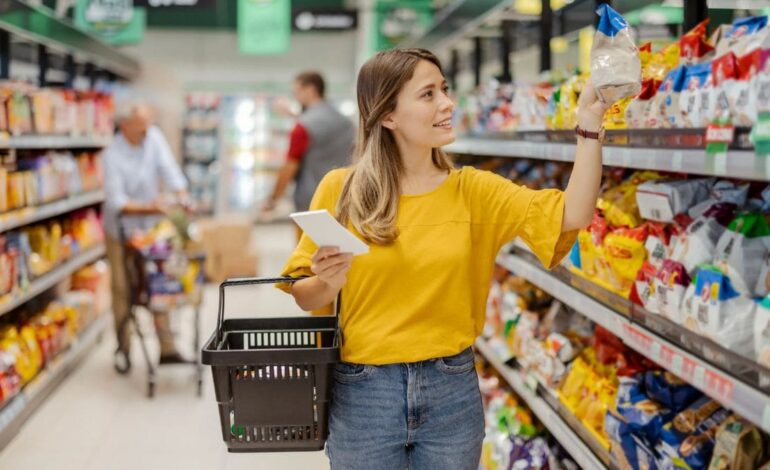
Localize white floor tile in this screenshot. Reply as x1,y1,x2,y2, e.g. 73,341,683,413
1,223,329,470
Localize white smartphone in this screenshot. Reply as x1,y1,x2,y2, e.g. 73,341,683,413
289,209,369,256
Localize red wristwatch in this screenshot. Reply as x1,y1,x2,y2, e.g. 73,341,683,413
575,125,606,143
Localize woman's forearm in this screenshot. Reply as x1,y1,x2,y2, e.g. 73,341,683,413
563,137,603,232
291,276,341,311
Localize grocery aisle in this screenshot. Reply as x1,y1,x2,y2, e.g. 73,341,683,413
0,223,329,470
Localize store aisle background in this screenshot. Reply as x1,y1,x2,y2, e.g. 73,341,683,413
0,223,330,470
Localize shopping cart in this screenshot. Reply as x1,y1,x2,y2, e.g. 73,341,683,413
115,213,206,398
202,277,340,452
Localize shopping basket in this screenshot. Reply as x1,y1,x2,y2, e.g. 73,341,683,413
202,277,340,453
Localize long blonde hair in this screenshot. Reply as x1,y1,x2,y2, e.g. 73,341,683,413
337,48,453,245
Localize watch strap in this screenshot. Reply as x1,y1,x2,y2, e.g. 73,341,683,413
575,125,602,140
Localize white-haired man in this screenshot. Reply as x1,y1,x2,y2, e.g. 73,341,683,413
103,102,189,373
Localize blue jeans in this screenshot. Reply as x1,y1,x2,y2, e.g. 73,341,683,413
326,347,485,470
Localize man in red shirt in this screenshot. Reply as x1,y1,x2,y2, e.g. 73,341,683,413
263,71,354,228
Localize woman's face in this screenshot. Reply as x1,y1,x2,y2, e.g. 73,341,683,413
384,60,455,149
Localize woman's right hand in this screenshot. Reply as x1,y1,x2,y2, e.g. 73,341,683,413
311,246,353,291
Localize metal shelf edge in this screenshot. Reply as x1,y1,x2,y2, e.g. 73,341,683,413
0,314,107,450
475,338,608,470
498,253,770,434
446,138,764,181
0,190,105,234
0,244,106,317
0,136,111,150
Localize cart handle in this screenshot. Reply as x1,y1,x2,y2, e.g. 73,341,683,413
216,276,340,345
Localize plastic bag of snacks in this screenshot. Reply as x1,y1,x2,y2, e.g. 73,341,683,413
684,267,756,358
591,4,641,104
729,48,765,126
636,178,712,223
655,259,692,323
628,43,679,129
669,203,737,276
631,261,661,313
753,296,770,368
656,397,730,470
708,416,765,470
615,375,674,444
713,213,770,298
714,16,770,58
681,20,715,65
642,371,701,413
604,225,649,296
680,62,713,127
688,181,749,219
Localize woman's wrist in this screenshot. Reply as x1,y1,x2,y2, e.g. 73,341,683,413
577,112,604,132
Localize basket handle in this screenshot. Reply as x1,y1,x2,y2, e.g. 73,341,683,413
215,276,341,345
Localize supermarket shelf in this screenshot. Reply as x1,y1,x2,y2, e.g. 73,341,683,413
0,1,139,79
445,138,768,182
0,243,106,317
0,313,107,450
497,251,770,434
0,135,111,149
0,190,104,234
475,338,609,470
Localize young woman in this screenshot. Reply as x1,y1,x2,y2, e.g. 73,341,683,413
280,48,611,469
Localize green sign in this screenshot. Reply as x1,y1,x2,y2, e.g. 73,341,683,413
75,0,146,45
238,0,291,56
374,0,433,52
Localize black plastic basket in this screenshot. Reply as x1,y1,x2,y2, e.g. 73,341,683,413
202,277,340,453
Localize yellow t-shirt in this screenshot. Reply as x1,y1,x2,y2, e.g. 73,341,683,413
280,166,577,365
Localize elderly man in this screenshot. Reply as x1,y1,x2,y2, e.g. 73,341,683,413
103,102,189,373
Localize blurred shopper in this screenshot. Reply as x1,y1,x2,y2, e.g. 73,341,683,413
103,101,190,373
263,71,355,217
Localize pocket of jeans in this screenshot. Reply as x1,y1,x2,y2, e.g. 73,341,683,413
436,347,475,375
333,361,375,384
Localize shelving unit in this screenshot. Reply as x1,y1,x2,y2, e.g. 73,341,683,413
475,337,609,470
496,250,770,435
0,243,106,317
0,190,104,233
0,314,108,449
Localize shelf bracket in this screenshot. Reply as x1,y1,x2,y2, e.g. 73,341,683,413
0,30,8,80
37,44,48,88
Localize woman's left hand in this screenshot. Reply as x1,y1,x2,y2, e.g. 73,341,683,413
577,80,611,132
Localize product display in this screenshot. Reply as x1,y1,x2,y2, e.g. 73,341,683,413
0,263,107,405
0,151,102,213
182,93,221,215
0,84,113,138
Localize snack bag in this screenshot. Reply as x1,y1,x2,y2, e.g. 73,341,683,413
591,4,641,104
648,66,688,128
713,213,770,298
711,53,739,123
687,267,756,357
708,416,765,470
604,225,649,296
754,296,770,368
728,49,764,126
669,203,737,276
680,20,715,65
657,397,730,470
642,371,701,413
680,62,712,128
636,178,712,223
576,212,612,283
646,42,681,83
631,261,661,313
688,181,749,219
655,259,692,323
616,375,674,443
626,79,661,129
714,16,770,57
754,49,770,119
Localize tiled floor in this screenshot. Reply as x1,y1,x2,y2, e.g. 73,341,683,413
0,223,330,470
